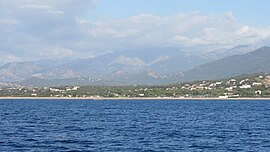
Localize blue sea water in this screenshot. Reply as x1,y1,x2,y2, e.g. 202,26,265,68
0,99,270,151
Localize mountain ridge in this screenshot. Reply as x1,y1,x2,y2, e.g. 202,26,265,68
1,46,269,86
183,46,270,81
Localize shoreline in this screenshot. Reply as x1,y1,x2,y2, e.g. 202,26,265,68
0,97,270,100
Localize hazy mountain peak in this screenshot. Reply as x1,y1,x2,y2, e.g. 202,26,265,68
148,56,170,65
2,46,270,85
111,55,146,67
183,46,270,81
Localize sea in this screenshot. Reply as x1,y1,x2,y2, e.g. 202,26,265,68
0,99,269,151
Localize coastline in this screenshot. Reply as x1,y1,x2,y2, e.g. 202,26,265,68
0,97,270,100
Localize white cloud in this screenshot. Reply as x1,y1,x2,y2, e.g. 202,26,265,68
38,48,76,59
0,0,96,63
0,19,20,25
0,1,269,64
84,12,270,51
19,4,53,10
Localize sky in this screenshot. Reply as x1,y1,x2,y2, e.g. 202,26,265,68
0,0,270,64
87,0,270,26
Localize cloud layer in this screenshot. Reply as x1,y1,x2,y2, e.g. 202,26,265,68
0,0,270,64
87,12,270,51
0,0,97,63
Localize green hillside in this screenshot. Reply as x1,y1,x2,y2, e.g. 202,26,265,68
183,46,270,81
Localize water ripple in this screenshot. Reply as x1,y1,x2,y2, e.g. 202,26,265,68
0,99,270,151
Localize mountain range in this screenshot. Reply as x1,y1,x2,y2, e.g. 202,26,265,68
183,46,270,81
0,45,269,86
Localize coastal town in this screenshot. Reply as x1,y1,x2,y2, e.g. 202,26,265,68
1,74,270,99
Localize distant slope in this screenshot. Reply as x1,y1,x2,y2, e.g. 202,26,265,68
1,47,214,83
183,46,270,81
34,47,213,81
0,59,72,82
19,77,104,87
3,46,268,86
0,62,43,82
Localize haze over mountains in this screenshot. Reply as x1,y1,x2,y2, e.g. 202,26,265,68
184,46,270,81
0,46,269,86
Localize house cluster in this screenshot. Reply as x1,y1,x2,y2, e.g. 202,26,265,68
181,76,266,91
1,74,270,98
0,86,81,97
181,81,216,90
48,86,80,92
44,86,81,97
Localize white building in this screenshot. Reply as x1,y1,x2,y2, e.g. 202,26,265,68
239,85,251,89
219,95,228,99
225,87,234,91
255,90,262,95
139,94,145,97
252,82,262,86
